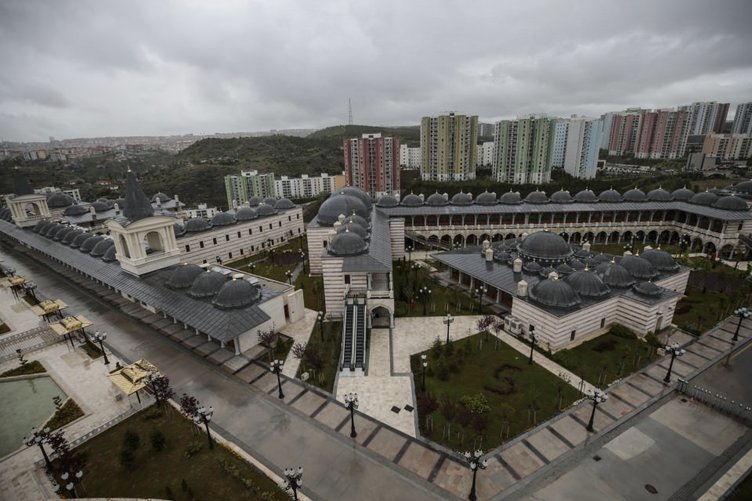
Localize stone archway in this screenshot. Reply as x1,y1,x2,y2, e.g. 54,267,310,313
371,305,393,328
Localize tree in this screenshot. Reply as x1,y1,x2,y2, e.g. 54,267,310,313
292,342,307,360
417,392,439,417
179,393,200,419
258,328,278,362
476,315,495,333
150,375,175,407
303,343,324,372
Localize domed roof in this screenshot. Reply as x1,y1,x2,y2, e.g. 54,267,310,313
166,263,204,289
80,235,104,253
62,229,84,245
569,259,586,270
595,253,612,263
733,180,752,194
53,226,74,241
0,207,11,221
34,221,52,234
344,214,369,229
328,230,368,256
451,191,473,206
565,270,610,298
633,281,662,297
584,256,601,268
574,189,598,203
647,187,672,201
91,201,110,212
671,186,695,201
499,191,522,205
619,255,658,280
475,191,497,206
555,263,574,275
523,261,543,274
336,222,368,239
376,195,399,208
63,204,89,217
689,191,718,206
47,192,75,208
426,192,449,206
339,187,372,209
256,202,278,217
623,187,647,202
275,198,295,210
45,223,64,238
152,192,170,203
211,211,237,226
173,222,186,237
401,193,423,207
713,195,748,211
317,194,367,225
524,190,549,204
71,233,94,249
102,244,118,262
185,218,212,233
248,196,263,207
551,189,573,203
539,266,557,278
90,238,114,257
530,278,581,309
597,262,635,288
114,198,126,207
263,197,278,207
236,207,258,221
598,188,622,203
518,230,573,261
213,279,261,309
640,249,679,271
188,271,229,299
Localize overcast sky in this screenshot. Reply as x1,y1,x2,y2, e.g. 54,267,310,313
1,0,751,142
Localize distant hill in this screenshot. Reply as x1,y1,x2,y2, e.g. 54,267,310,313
308,124,420,145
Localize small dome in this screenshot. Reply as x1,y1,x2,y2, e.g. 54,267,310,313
475,191,497,206
499,191,522,205
236,207,258,221
248,196,263,207
733,180,752,194
574,189,598,203
185,218,212,233
344,214,369,229
689,191,718,206
62,229,84,245
263,197,278,206
623,188,647,202
569,259,586,270
451,192,473,206
102,245,118,262
152,192,170,203
0,208,12,221
275,198,295,210
90,238,114,257
53,226,75,241
426,192,449,206
538,266,557,278
318,194,368,225
80,235,104,253
45,223,64,238
633,281,663,297
518,230,573,262
640,249,679,271
166,263,204,289
114,198,126,207
530,278,581,309
36,221,54,234
340,187,372,209
71,233,94,249
328,230,368,256
584,256,601,268
213,279,261,309
63,204,89,217
551,189,573,203
523,261,543,274
173,222,186,237
91,201,110,212
47,192,74,208
32,221,48,233
524,190,549,204
188,271,229,299
597,263,636,288
565,270,610,298
618,255,658,280
713,195,748,211
256,203,278,217
598,189,622,203
555,263,574,275
401,193,424,207
376,195,399,208
647,187,672,202
211,211,237,226
595,253,612,263
336,222,368,239
671,187,695,201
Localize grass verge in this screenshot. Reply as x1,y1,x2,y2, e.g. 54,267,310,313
45,399,84,430
1,360,46,377
295,321,342,393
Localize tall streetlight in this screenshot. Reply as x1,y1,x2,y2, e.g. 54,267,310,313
89,331,109,365
60,470,84,498
420,354,428,392
585,390,608,432
443,314,454,344
663,343,686,383
317,311,325,342
406,245,413,262
23,426,52,472
344,392,359,438
464,449,488,501
528,326,537,365
283,466,303,501
475,286,487,312
249,263,257,275
733,307,750,342
285,270,293,285
419,286,431,315
270,359,285,399
300,251,307,275
194,406,215,449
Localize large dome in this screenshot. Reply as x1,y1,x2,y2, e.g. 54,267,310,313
640,249,679,271
550,189,573,203
597,262,635,288
518,230,573,262
256,203,278,217
275,198,295,210
426,192,449,206
524,190,549,204
499,191,522,205
647,187,672,202
619,255,658,280
713,195,748,211
574,189,598,203
475,191,497,206
530,278,581,309
317,194,368,225
166,263,204,289
213,279,261,309
339,187,372,210
91,201,110,212
152,192,170,203
90,238,114,257
328,230,368,256
671,187,695,201
622,188,647,202
211,211,237,226
689,191,718,206
376,195,399,208
263,197,277,207
185,218,212,233
401,193,423,207
565,270,610,298
236,207,258,221
63,204,89,217
451,192,473,206
173,222,186,237
598,189,622,203
188,271,229,299
47,192,74,208
734,180,752,194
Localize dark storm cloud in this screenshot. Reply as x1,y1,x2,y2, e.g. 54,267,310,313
0,0,751,141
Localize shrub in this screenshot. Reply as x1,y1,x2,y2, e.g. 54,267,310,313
610,325,637,339
444,340,455,356
437,363,449,381
459,393,491,414
645,332,662,347
123,430,140,450
119,448,136,471
593,338,617,353
151,430,167,451
417,392,439,416
184,440,202,459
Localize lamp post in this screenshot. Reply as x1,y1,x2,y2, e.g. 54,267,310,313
475,286,487,312
317,311,324,342
411,262,421,284
344,392,359,438
421,354,427,392
300,251,307,275
733,307,750,342
528,326,537,365
419,286,431,315
663,343,686,383
60,470,84,498
585,390,608,432
679,234,690,257
90,331,109,365
283,466,303,501
406,245,413,262
270,359,285,399
464,449,488,501
285,270,293,285
215,255,222,265
443,313,454,344
23,426,52,472
249,263,256,274
194,406,214,449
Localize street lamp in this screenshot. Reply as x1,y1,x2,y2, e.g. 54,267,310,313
285,270,293,285
663,343,686,383
733,307,750,342
463,449,488,501
194,406,215,449
249,263,256,274
419,286,431,315
406,245,413,262
215,255,222,265
475,286,487,312
317,311,324,342
270,359,285,399
89,331,109,365
60,470,84,498
528,326,537,365
23,426,52,472
420,354,427,392
344,392,359,438
585,390,608,432
283,466,303,501
300,251,307,275
443,314,454,344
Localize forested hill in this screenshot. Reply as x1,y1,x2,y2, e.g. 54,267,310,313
308,124,420,145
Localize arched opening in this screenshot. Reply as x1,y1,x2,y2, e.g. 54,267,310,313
454,234,465,247
466,234,478,246
636,230,645,243
24,202,41,217
720,244,735,260
371,306,392,328
659,230,670,244
647,230,658,244
119,234,131,258
145,231,165,255
571,232,582,244
440,235,452,248
492,233,503,242
691,237,703,252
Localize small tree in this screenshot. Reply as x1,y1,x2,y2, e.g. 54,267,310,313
258,328,278,362
16,349,28,368
179,393,200,419
417,392,439,417
292,342,307,360
475,315,495,333
439,394,457,423
303,343,324,373
150,375,175,407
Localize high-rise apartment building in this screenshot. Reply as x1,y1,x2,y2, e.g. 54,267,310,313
493,116,555,184
608,110,643,156
599,112,617,150
683,101,729,135
420,113,478,181
224,170,276,209
563,118,603,179
703,134,752,160
732,102,752,135
343,133,400,199
399,144,421,169
634,109,689,159
551,119,569,168
275,173,343,199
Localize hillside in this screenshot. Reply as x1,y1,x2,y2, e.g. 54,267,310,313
308,124,420,145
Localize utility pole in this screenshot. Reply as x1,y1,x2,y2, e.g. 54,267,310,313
348,98,353,125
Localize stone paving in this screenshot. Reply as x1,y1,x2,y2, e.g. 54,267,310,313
0,286,44,336
279,308,317,377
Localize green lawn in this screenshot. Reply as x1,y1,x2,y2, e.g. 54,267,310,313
61,406,286,500
294,273,325,312
550,327,660,387
0,360,46,377
80,339,103,360
45,398,84,430
412,332,579,451
0,322,10,334
295,321,342,393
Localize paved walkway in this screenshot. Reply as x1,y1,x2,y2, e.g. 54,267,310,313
0,286,44,336
279,308,316,377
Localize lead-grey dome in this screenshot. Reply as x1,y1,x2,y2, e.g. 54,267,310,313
597,262,635,288
565,270,610,298
185,218,212,232
647,187,672,202
34,221,52,234
633,281,662,297
213,279,261,309
45,223,64,238
523,261,542,274
344,214,369,229
451,192,473,206
328,230,368,256
166,263,204,289
263,197,278,207
530,278,581,309
598,189,622,203
152,192,170,203
618,255,658,280
188,271,229,299
275,198,295,210
248,196,263,207
71,233,95,249
80,235,104,253
47,192,75,208
574,189,598,203
671,187,695,201
340,187,372,209
53,226,75,241
377,195,399,208
551,189,573,203
91,201,110,212
256,202,278,217
63,204,89,217
499,191,522,205
518,230,573,262
569,259,586,270
337,222,368,239
236,207,258,221
317,194,368,225
62,229,84,245
401,193,423,207
90,238,114,257
623,188,647,202
640,249,679,271
426,192,449,206
733,180,752,194
102,244,118,262
713,195,748,211
555,263,574,275
475,191,497,206
173,222,186,237
689,191,718,206
524,190,549,204
539,266,557,278
211,211,237,226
